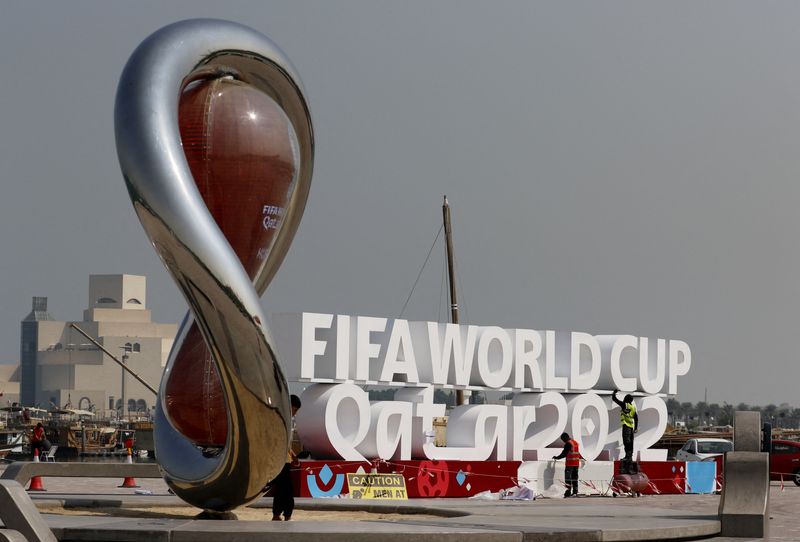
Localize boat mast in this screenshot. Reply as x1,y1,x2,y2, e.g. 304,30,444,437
442,196,464,406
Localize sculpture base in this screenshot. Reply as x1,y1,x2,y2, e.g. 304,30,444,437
195,510,238,520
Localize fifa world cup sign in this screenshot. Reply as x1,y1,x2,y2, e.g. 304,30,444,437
115,20,313,511
272,313,692,464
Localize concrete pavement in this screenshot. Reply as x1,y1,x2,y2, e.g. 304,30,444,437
2,464,797,541
34,495,720,542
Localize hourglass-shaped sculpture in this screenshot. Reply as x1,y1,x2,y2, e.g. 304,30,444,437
114,19,313,511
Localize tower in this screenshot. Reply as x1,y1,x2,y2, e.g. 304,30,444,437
19,297,53,405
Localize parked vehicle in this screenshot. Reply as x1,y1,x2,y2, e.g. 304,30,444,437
770,439,800,486
675,438,733,461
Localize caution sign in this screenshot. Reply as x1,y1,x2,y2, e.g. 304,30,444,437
346,472,408,500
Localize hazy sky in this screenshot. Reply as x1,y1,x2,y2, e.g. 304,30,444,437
1,1,798,407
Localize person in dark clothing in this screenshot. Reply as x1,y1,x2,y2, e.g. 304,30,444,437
272,394,302,521
612,390,638,462
552,432,582,497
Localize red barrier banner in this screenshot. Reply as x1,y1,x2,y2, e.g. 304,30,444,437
292,460,521,498
614,461,687,494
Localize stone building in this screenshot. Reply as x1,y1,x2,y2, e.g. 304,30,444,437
19,274,177,416
0,364,21,406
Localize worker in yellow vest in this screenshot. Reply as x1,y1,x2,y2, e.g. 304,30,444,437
552,432,582,497
612,390,638,462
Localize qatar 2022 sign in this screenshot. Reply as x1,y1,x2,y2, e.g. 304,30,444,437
272,313,692,463
116,19,692,512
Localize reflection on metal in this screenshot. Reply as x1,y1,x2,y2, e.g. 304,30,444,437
114,19,313,511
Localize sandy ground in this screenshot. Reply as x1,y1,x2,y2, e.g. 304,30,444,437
40,505,441,522
33,485,800,538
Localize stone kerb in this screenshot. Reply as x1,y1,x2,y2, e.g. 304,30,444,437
0,480,57,542
733,411,761,452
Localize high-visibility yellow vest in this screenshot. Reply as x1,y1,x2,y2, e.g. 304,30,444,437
620,402,636,428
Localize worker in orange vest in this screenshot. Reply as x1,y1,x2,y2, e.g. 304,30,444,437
553,432,582,497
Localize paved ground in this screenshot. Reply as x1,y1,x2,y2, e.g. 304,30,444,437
2,464,796,541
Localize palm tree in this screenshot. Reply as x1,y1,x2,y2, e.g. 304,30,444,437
681,402,693,423
719,403,734,426
695,401,709,427
763,404,778,426
666,398,681,424
707,403,722,427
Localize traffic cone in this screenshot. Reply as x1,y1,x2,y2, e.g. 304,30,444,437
118,448,140,488
28,449,46,491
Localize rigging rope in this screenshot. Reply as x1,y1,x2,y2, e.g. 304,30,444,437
398,224,444,319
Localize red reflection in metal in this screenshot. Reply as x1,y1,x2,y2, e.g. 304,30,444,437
164,77,298,447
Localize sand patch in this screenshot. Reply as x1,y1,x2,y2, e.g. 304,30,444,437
42,505,442,522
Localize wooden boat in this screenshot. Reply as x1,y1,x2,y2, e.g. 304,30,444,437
0,429,25,459
47,408,118,457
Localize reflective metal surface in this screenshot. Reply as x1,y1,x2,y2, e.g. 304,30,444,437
114,19,313,511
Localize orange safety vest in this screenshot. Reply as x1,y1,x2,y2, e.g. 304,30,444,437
566,439,581,467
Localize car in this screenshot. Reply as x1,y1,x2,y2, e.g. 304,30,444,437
675,438,733,462
770,439,800,486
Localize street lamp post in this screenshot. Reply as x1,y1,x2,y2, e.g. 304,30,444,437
120,346,132,420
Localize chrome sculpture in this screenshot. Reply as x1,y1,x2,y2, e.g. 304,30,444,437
114,19,313,511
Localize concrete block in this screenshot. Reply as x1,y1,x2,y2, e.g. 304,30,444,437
637,448,668,461
0,462,162,486
0,480,57,542
733,411,760,452
517,460,613,495
718,451,769,538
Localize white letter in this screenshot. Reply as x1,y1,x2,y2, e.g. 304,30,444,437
610,335,638,391
564,392,608,461
395,387,446,458
508,404,536,461
639,338,666,394
569,332,601,390
476,327,513,388
544,331,569,390
335,315,353,380
426,323,478,386
357,401,413,460
514,329,543,390
634,395,669,461
301,313,334,379
356,316,387,381
380,319,419,384
296,383,370,461
511,391,568,460
424,405,508,461
668,340,691,394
